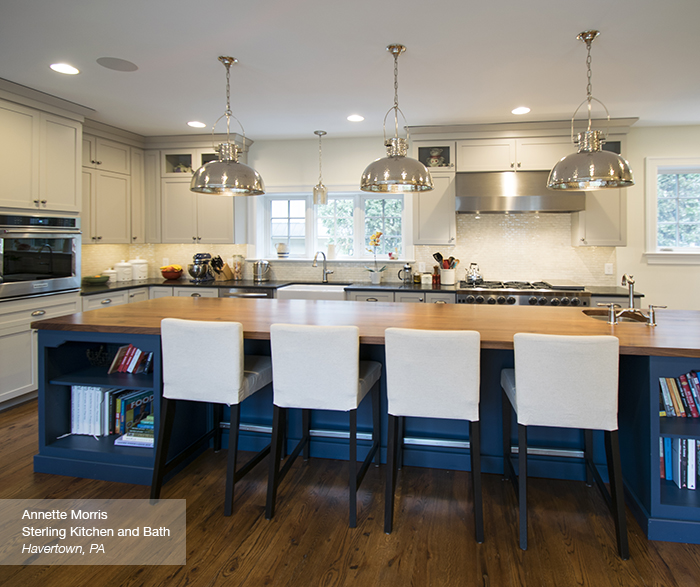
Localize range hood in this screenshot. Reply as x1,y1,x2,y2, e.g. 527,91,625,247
455,171,585,213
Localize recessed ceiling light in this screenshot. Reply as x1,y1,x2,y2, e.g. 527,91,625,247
50,63,79,75
347,114,364,122
512,106,531,115
96,57,138,72
187,121,207,128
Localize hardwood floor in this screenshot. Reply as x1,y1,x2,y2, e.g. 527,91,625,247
1,400,699,587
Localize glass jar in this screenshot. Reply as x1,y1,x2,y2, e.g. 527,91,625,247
231,255,244,280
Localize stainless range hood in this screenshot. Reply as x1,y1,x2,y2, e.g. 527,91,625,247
455,171,585,213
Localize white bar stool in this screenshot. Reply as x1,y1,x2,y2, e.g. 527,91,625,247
151,318,273,516
266,324,381,528
501,333,629,559
384,328,484,542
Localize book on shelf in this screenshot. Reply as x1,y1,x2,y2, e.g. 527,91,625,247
679,374,700,418
107,345,131,374
660,438,665,479
668,378,688,417
660,378,676,417
664,437,673,481
118,389,154,434
114,415,155,448
71,386,126,437
689,439,697,490
686,371,700,410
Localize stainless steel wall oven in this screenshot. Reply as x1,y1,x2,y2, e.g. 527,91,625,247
0,214,81,299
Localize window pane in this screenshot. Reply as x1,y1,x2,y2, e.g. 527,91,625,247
657,224,677,247
679,174,700,198
289,200,306,217
658,174,677,198
679,199,700,223
270,200,288,217
658,199,677,223
289,219,305,237
271,219,288,238
363,197,402,257
289,238,306,254
679,223,700,247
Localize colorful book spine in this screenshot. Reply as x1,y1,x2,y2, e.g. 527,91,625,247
679,375,699,417
667,378,686,417
659,378,675,417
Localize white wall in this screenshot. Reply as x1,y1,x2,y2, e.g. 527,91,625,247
618,125,700,310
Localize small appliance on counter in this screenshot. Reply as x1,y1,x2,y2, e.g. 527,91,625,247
253,259,271,282
465,263,482,285
188,253,215,283
398,263,412,286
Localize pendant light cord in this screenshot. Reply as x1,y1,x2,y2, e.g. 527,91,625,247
317,132,324,185
393,50,400,138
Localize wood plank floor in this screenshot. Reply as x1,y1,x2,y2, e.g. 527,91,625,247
1,400,699,587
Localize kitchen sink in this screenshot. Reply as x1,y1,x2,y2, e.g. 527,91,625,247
582,308,648,323
276,284,348,300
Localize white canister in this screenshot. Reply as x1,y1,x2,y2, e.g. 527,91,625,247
103,269,117,283
128,257,149,280
114,260,133,282
440,268,456,285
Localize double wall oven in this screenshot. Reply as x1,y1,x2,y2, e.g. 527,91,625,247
0,214,81,300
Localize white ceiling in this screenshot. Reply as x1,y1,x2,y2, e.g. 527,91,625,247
2,0,699,141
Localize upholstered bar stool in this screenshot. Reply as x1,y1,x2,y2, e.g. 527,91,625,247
151,318,273,516
501,333,628,559
266,324,381,528
384,328,484,542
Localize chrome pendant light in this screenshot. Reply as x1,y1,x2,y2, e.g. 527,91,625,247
547,31,634,191
361,45,433,193
313,130,328,205
190,56,265,196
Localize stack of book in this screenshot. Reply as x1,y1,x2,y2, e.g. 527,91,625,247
70,386,154,437
107,344,154,375
661,437,698,490
115,415,155,448
659,372,700,418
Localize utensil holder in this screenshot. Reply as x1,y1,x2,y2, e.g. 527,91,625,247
440,268,456,285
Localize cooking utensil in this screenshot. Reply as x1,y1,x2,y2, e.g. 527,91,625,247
211,255,224,273
433,252,443,266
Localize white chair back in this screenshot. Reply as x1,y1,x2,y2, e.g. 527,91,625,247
161,318,245,404
385,328,481,421
270,324,360,411
511,333,619,430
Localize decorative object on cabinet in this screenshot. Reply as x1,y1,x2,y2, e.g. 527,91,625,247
190,56,265,196
312,130,328,205
547,30,634,191
360,45,434,193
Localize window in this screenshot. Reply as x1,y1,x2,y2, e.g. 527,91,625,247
646,158,700,264
260,192,404,258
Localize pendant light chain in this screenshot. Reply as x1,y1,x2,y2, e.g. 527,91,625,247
585,38,594,132
393,50,400,138
317,132,324,185
223,58,233,139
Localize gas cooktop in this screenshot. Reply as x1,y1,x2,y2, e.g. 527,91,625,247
456,280,590,306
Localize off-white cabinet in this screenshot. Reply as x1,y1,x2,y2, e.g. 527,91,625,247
82,135,131,175
161,177,234,244
411,140,457,246
172,287,219,298
394,291,455,303
413,174,456,246
130,148,146,243
150,286,174,299
456,137,573,172
571,189,627,246
81,287,149,311
82,169,131,243
0,292,80,405
347,291,394,302
0,100,81,212
160,148,218,176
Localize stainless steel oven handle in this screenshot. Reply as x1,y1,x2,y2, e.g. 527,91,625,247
2,229,81,236
225,292,270,298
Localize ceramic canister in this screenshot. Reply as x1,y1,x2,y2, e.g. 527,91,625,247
114,260,133,282
128,257,149,280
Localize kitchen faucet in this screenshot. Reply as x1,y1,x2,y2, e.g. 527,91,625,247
621,274,635,309
312,251,333,283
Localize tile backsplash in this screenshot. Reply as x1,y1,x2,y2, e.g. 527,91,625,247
82,213,616,286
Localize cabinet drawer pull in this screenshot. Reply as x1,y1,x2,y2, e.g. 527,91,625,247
434,300,447,304
366,297,378,302
31,310,46,317
100,299,112,305
191,293,202,297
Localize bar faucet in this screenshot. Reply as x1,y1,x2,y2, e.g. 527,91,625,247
312,251,333,283
621,274,635,309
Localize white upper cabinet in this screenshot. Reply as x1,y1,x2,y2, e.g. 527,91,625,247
456,137,574,172
82,135,131,175
571,189,627,247
82,169,131,244
160,148,218,177
0,99,81,212
161,177,233,244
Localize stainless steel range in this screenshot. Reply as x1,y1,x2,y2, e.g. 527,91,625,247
456,280,590,307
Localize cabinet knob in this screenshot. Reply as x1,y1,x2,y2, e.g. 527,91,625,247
366,298,378,302
510,162,515,168
101,299,112,305
33,199,40,206
132,236,137,240
31,310,46,317
192,237,197,241
517,162,521,168
191,293,201,297
434,300,446,304
97,236,102,240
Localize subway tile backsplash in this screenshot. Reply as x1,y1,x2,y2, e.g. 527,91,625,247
81,213,616,286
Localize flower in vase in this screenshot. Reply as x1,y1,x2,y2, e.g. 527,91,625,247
365,231,386,273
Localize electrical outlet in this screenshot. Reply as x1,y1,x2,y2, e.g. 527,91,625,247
162,258,169,267
605,263,613,275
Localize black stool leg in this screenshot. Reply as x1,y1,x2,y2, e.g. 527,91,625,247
151,396,176,501
265,405,286,520
397,416,405,470
224,404,241,516
518,423,528,550
213,403,223,452
470,420,484,543
605,430,629,559
302,409,311,461
584,429,594,487
384,414,399,534
502,389,512,480
372,383,381,466
349,408,358,528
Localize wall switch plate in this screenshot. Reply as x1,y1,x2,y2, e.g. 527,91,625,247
162,258,169,266
605,263,613,275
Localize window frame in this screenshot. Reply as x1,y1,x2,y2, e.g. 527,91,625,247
645,157,700,265
257,191,410,260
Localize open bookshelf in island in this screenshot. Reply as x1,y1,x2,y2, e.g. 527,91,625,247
34,330,209,485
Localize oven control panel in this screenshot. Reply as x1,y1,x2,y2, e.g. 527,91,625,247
456,292,590,306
